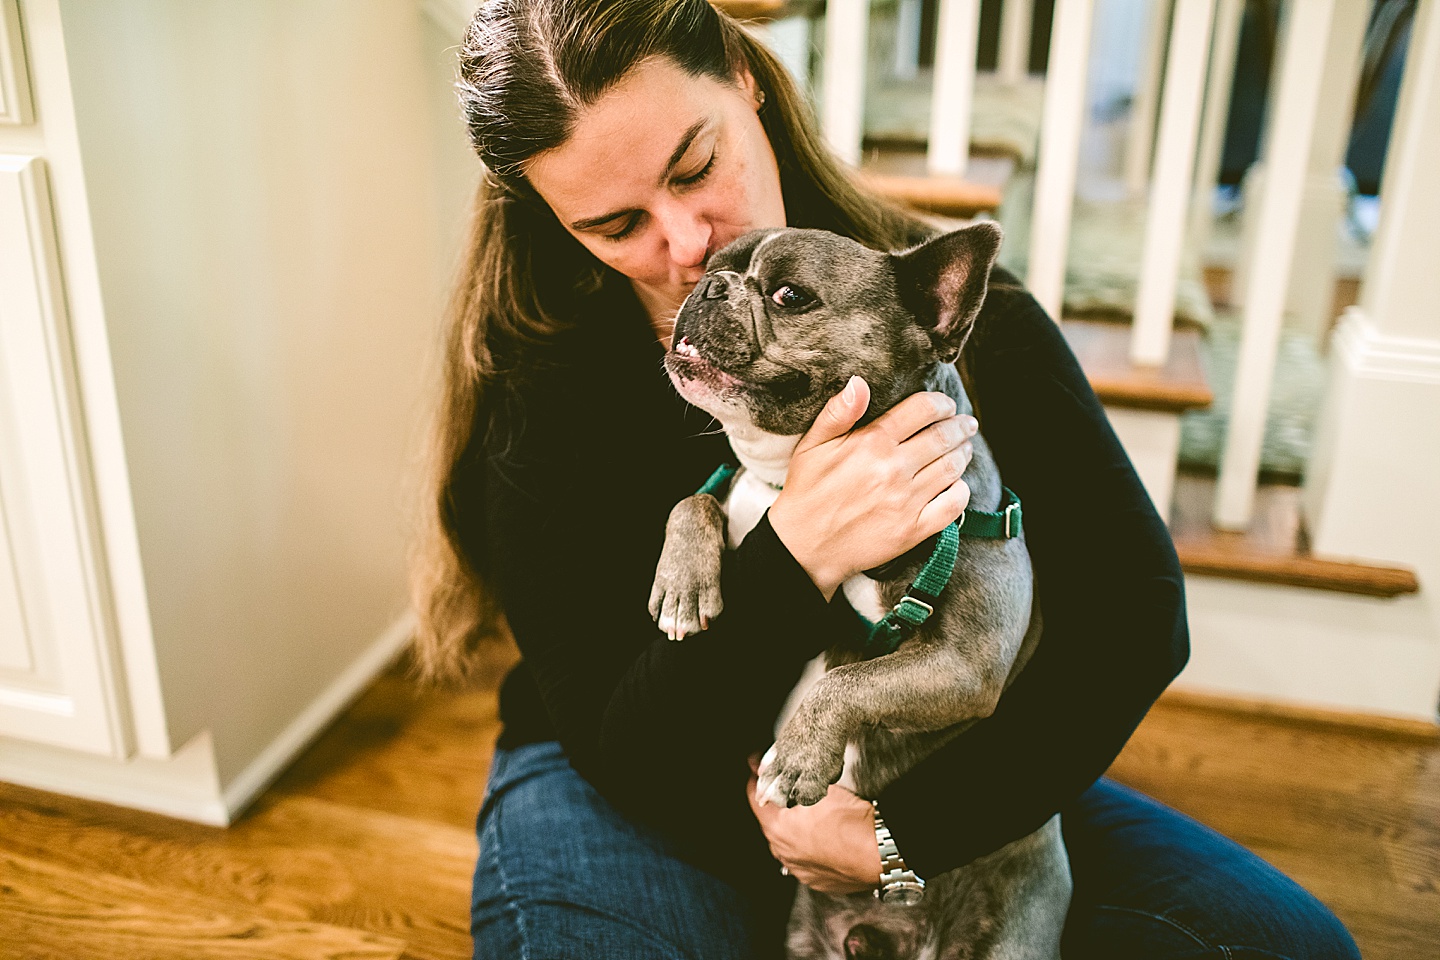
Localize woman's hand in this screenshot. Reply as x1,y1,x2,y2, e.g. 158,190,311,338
746,754,880,893
768,376,977,600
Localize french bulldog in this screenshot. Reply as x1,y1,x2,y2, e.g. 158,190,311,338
648,224,1071,960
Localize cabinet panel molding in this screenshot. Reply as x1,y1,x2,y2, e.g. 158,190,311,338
0,0,33,125
0,153,127,755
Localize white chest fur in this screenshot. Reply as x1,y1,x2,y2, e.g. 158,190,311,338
715,428,881,795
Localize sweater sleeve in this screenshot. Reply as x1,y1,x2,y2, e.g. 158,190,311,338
480,383,858,868
872,279,1191,878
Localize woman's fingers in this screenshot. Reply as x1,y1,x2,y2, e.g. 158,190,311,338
916,474,972,536
900,413,977,476
795,376,870,454
870,390,956,446
913,442,973,497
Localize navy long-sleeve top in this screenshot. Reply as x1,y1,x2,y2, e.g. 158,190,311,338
475,262,1189,924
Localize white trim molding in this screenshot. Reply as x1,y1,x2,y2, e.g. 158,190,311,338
0,0,34,125
1329,307,1440,386
0,614,415,825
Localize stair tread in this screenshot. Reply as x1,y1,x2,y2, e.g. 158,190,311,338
1169,472,1420,597
1062,318,1212,412
857,147,1012,218
710,0,789,20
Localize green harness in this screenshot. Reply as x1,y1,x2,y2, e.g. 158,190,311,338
692,462,1023,656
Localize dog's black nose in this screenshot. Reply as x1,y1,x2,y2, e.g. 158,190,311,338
701,276,729,300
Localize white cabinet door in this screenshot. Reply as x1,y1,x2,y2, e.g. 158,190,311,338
0,153,129,757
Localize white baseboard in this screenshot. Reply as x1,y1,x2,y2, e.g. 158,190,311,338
220,611,415,820
0,613,415,825
0,726,229,825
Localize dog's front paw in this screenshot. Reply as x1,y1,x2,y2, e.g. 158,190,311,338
648,563,723,641
755,738,845,809
648,495,726,641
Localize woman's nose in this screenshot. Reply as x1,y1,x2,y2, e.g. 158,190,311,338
657,202,712,271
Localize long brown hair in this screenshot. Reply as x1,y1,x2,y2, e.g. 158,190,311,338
410,0,932,683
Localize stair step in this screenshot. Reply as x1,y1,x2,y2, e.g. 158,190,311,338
1169,472,1420,597
858,147,1013,219
710,0,789,20
861,173,1003,218
1062,318,1213,413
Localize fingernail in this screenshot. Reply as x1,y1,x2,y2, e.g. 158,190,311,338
842,376,858,404
962,415,979,434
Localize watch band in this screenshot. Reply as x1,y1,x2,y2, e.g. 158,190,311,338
871,801,926,905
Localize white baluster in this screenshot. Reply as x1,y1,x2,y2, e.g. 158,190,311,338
821,0,870,168
1027,0,1097,321
766,15,816,96
928,0,981,176
1188,0,1245,256
1123,0,1174,197
1283,0,1370,343
1131,0,1217,366
895,0,923,81
1214,0,1337,529
997,0,1033,86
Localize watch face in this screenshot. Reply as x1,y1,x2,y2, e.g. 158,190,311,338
881,882,926,906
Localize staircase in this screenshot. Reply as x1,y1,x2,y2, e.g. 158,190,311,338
715,0,1438,724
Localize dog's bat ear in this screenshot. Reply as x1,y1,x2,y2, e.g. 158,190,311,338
891,222,1002,359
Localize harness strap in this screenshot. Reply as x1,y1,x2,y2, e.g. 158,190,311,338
689,463,1023,657
861,486,1023,655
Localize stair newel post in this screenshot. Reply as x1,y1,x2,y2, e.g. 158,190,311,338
820,0,870,167
1027,0,1097,322
1212,0,1337,530
1303,0,1440,590
1131,0,1217,367
997,0,1034,86
928,0,982,177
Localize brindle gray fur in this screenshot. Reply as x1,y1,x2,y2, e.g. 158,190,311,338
648,492,727,635
651,224,1071,960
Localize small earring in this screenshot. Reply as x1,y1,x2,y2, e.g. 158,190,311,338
756,89,767,111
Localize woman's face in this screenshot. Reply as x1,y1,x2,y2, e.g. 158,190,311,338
524,56,787,327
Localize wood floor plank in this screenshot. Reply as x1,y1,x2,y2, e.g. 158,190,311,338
0,848,406,960
1111,698,1440,960
2,654,1436,959
269,668,502,830
0,784,477,960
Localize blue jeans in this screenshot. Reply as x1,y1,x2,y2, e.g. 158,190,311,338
471,741,1360,959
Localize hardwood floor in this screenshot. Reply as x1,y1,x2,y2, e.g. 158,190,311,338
1,648,1436,959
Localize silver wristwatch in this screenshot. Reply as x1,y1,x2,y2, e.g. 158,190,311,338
871,801,925,905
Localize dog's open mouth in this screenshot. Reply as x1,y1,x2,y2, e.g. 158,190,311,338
666,336,745,391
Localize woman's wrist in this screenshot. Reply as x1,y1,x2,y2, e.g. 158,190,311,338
767,498,846,601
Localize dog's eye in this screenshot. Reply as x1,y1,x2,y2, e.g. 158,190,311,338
769,284,814,309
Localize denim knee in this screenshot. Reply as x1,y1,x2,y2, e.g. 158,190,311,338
1062,779,1360,960
471,742,756,960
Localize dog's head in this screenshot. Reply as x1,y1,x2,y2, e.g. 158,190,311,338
663,223,1001,435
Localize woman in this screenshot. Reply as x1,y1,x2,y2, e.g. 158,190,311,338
410,2,1362,958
